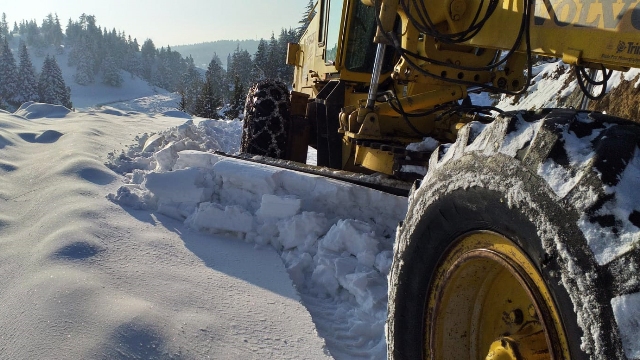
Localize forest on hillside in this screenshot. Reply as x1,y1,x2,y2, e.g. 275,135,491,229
0,1,314,118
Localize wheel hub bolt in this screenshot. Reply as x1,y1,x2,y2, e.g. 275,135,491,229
508,309,524,325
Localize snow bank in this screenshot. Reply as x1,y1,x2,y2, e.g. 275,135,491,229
13,102,71,119
108,118,407,359
108,118,242,174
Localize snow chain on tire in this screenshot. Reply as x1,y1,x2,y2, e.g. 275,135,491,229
241,80,290,159
387,109,640,360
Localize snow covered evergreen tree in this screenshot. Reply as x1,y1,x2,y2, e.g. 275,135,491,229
297,0,316,39
205,53,226,103
225,73,244,119
140,38,156,81
226,46,252,99
179,57,203,114
163,46,185,91
52,14,64,48
125,37,142,77
265,33,280,79
24,20,45,51
251,39,268,83
73,33,95,85
102,53,122,87
277,28,297,83
0,37,19,107
65,18,82,45
195,76,222,119
0,13,8,39
177,89,188,113
16,43,39,104
39,55,72,109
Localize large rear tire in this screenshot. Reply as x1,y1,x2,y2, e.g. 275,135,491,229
241,80,290,158
387,109,640,359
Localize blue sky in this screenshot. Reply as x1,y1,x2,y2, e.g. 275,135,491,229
3,0,307,46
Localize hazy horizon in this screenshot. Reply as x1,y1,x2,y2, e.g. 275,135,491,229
2,0,306,46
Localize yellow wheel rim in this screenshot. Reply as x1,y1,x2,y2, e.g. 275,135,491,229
425,231,571,359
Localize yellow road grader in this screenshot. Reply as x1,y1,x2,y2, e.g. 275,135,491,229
240,0,640,358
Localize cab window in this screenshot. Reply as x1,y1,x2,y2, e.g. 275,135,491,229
324,0,343,64
344,1,397,73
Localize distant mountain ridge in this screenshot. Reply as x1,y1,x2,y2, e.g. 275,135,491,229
173,40,260,70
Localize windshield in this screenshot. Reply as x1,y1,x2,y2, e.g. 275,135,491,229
344,2,396,73
325,0,342,64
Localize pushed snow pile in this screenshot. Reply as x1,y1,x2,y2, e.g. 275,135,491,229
107,119,408,359
13,102,71,119
108,119,242,174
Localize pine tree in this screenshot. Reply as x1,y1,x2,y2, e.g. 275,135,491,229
39,55,72,109
140,38,156,81
25,20,43,49
154,46,171,89
226,45,252,99
177,89,188,113
38,56,56,104
102,53,123,87
52,57,73,109
0,13,8,39
52,14,64,48
195,76,222,119
16,43,39,104
179,57,203,114
0,37,19,106
73,33,95,85
265,33,280,79
65,18,82,45
297,0,316,39
163,46,185,91
251,39,269,83
205,53,226,103
277,28,297,84
125,37,142,77
225,73,245,120
42,13,55,45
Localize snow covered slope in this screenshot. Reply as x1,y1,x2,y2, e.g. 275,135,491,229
6,35,175,110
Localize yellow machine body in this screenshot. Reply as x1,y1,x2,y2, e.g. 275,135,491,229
287,0,640,176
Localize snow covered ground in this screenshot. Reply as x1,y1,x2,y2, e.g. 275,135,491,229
0,103,330,359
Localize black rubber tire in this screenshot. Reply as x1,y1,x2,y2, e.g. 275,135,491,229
387,109,640,360
241,80,290,158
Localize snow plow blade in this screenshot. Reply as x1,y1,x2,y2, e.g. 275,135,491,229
214,151,412,197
